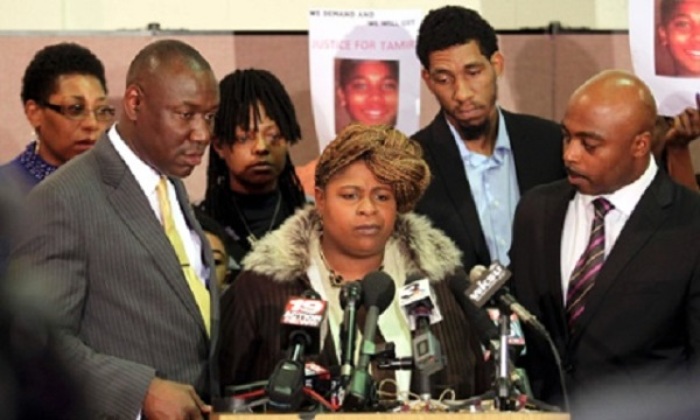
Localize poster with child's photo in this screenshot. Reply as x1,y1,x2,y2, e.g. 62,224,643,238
308,9,422,151
630,0,700,115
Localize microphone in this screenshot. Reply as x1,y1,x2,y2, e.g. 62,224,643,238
398,276,444,376
398,275,445,400
339,281,362,385
467,265,568,410
447,269,500,347
450,266,566,410
467,262,548,336
344,271,395,410
447,269,534,399
398,274,444,329
266,290,328,411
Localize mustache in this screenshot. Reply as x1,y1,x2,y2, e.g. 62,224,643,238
186,145,208,154
565,166,589,180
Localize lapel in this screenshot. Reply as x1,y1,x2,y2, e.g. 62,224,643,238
423,113,490,263
543,182,577,344
94,136,208,335
174,178,220,338
505,110,538,194
569,172,673,345
174,176,220,390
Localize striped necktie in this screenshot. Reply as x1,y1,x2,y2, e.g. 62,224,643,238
566,197,614,331
157,177,210,336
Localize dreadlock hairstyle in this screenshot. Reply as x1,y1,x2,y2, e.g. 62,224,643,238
200,68,306,226
416,5,499,69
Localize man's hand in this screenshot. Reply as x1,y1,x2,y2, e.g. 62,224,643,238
143,377,212,420
665,94,700,148
660,94,700,190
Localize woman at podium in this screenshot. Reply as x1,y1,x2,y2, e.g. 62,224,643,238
219,124,489,404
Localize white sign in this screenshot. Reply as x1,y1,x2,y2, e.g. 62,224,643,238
309,9,423,151
629,0,700,115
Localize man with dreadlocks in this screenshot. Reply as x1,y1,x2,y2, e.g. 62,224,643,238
197,69,307,281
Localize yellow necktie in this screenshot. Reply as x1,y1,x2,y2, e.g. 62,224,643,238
157,177,211,336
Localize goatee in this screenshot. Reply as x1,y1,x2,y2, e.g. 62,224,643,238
457,119,489,141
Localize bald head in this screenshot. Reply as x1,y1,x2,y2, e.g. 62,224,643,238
570,70,657,135
126,39,213,87
562,70,657,195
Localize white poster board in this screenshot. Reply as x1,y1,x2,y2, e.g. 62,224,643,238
629,0,700,116
308,9,422,151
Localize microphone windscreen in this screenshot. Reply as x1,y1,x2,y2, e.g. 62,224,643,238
469,264,488,282
466,262,511,308
361,271,395,314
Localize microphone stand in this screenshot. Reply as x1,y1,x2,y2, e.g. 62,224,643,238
495,308,516,411
493,304,567,413
414,313,431,401
339,282,362,388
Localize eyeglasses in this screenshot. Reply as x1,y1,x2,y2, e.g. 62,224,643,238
40,102,116,122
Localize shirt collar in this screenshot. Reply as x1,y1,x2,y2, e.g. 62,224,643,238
493,107,512,153
17,140,58,182
577,156,658,217
108,124,161,197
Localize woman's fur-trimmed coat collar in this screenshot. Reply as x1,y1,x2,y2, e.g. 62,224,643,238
242,205,462,283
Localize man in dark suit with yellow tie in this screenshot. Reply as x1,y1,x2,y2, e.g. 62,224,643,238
12,39,220,419
510,70,700,417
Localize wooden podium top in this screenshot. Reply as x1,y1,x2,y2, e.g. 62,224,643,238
212,413,570,420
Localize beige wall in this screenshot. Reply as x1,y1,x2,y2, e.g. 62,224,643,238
1,1,655,201
0,32,637,201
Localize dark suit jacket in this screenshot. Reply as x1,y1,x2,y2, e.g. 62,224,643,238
11,135,220,418
413,110,565,270
510,172,700,411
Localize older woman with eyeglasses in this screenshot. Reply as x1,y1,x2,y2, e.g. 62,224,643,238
219,124,489,403
0,42,114,195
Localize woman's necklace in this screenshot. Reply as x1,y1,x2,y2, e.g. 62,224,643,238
318,240,384,287
230,189,282,246
318,245,346,287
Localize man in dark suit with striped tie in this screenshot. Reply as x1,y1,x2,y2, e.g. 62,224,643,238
12,40,220,419
510,70,700,417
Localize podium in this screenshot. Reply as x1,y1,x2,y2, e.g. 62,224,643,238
213,413,570,420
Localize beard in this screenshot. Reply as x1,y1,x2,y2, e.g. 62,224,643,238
455,117,490,141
